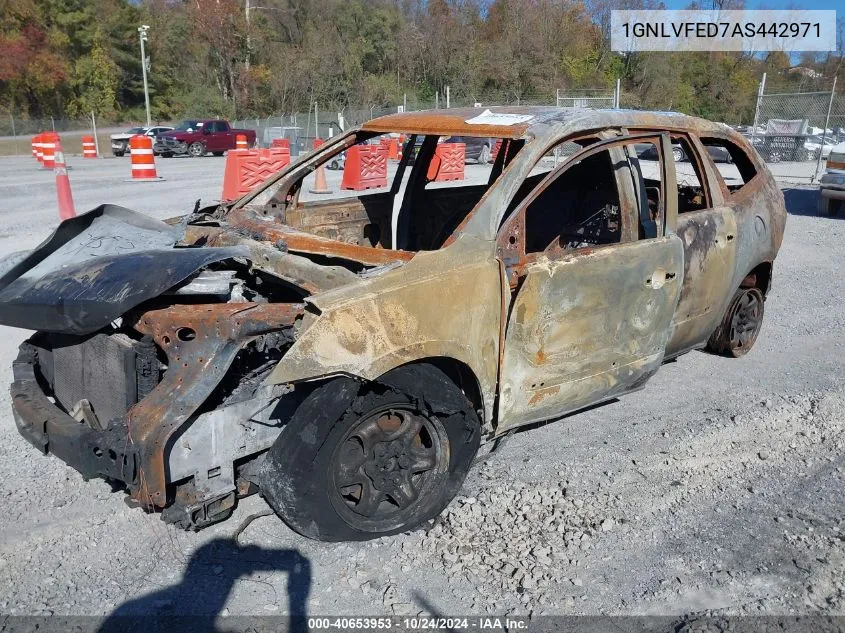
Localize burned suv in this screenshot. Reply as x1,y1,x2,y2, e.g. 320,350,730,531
2,108,786,541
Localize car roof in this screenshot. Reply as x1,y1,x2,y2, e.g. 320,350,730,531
362,106,736,140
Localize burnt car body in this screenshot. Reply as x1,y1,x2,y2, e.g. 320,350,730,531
3,107,786,541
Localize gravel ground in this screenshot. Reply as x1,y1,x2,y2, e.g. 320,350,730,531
0,155,843,622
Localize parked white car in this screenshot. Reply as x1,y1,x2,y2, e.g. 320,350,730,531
110,125,174,157
818,142,845,216
804,135,837,160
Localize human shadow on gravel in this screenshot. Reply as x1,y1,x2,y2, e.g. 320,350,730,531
97,538,311,633
782,187,840,218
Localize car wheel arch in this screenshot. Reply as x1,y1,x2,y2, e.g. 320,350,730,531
269,354,490,430
740,260,772,296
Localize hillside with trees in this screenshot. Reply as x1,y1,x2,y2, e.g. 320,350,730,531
1,0,843,125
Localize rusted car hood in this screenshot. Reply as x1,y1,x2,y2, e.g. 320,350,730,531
0,205,248,334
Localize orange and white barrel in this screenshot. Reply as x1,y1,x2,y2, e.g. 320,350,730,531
129,135,160,180
82,135,97,159
235,134,248,151
31,135,38,161
41,132,57,169
35,133,44,164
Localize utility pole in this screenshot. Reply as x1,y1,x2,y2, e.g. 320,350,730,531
813,75,837,183
245,0,251,69
751,72,766,148
138,25,152,127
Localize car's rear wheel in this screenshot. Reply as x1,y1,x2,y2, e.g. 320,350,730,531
477,144,491,165
329,159,340,170
818,195,842,217
259,363,481,541
707,287,765,357
672,146,684,162
188,142,205,157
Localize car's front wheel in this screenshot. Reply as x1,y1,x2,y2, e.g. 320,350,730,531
188,142,206,157
672,146,684,162
259,363,481,541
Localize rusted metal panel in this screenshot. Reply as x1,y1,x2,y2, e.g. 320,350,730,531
362,107,548,139
265,235,502,424
128,302,304,507
227,210,414,266
185,225,359,294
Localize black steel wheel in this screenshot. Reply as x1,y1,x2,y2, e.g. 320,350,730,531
707,287,765,357
259,363,481,541
329,404,449,531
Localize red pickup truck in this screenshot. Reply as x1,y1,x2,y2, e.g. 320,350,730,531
153,119,257,157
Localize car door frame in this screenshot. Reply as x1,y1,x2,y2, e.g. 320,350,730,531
494,132,685,431
652,131,739,357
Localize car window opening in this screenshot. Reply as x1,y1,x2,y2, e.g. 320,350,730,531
524,150,622,253
700,137,758,190
255,131,524,253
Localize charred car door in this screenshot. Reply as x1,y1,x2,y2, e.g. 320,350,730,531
496,134,684,431
663,134,738,356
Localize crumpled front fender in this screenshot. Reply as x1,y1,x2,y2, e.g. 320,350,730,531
0,204,246,334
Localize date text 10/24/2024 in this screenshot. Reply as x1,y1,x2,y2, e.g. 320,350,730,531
308,616,529,630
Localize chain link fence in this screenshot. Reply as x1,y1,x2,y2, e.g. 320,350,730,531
746,79,844,180
231,88,625,156
556,88,618,109
3,86,626,156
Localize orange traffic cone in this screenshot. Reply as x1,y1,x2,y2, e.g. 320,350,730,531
53,138,76,221
309,138,331,194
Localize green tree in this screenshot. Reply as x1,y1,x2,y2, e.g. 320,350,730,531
67,38,120,117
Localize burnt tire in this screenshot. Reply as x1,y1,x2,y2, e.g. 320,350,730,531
818,195,842,217
707,287,765,358
259,363,481,541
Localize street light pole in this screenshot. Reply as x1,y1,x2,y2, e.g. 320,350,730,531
138,25,151,127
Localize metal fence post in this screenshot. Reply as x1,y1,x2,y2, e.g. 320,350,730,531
813,76,838,183
10,113,18,155
91,111,100,157
751,72,766,147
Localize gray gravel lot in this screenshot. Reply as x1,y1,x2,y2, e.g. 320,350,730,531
0,154,843,621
